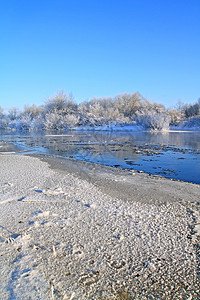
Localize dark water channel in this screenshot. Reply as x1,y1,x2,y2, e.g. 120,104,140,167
1,130,200,184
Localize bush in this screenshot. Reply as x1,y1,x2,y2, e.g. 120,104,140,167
136,113,170,131
0,116,8,129
44,111,79,130
8,114,32,130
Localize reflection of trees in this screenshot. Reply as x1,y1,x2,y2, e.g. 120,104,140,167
2,130,200,162
42,131,200,161
1,131,200,183
168,133,200,150
19,131,200,152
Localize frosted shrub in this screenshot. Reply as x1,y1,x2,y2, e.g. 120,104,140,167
7,113,45,131
115,93,143,117
168,108,185,125
44,112,61,130
89,102,103,118
45,91,77,114
7,119,16,130
24,104,44,117
29,115,45,131
104,107,124,122
44,112,79,130
0,106,3,116
8,114,32,130
87,117,104,127
0,116,8,129
136,113,170,131
60,114,80,128
7,107,19,120
0,106,8,129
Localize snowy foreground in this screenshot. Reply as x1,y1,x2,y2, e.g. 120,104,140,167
0,148,200,299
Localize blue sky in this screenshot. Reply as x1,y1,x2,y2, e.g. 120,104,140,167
0,0,200,111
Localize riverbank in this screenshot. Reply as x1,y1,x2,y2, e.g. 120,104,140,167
0,145,200,299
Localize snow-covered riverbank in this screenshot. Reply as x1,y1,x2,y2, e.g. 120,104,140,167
0,146,200,299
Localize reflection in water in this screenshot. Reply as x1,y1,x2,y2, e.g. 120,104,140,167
0,130,200,184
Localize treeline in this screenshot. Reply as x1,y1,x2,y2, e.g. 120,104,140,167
0,91,200,131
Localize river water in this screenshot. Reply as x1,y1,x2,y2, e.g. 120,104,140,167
0,130,200,184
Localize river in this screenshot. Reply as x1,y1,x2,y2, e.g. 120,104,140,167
0,130,200,184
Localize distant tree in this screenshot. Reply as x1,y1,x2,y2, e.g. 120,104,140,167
175,100,185,112
24,104,43,117
104,107,123,122
115,92,143,117
0,106,3,116
150,102,166,114
8,107,18,120
45,90,77,114
167,100,186,124
89,102,104,118
0,106,8,129
185,101,200,118
77,101,90,116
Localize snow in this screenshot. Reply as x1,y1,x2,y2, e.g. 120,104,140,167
0,152,200,298
74,123,144,132
170,116,200,131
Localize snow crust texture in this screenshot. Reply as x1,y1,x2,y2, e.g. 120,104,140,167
0,154,199,299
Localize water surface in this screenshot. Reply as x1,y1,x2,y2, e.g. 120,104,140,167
0,130,200,184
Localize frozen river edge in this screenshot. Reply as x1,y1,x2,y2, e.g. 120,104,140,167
0,142,200,299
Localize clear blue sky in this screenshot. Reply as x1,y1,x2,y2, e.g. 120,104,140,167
0,0,200,111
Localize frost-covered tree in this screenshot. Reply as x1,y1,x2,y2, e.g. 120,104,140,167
185,102,200,118
0,106,3,116
8,107,19,120
45,90,77,114
77,101,90,117
8,114,32,130
0,106,8,129
168,100,186,124
23,104,44,117
135,101,170,130
44,111,79,130
136,112,170,131
89,102,104,118
115,92,143,117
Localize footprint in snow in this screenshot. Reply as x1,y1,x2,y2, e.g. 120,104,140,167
78,270,99,286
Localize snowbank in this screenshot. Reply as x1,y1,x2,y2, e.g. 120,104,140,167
170,116,200,131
